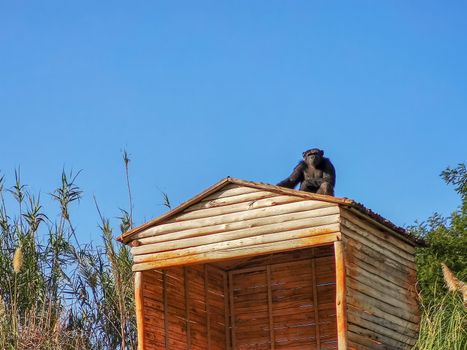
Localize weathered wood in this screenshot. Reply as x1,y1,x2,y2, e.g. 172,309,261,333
228,249,337,349
347,288,420,326
346,262,417,304
184,267,192,350
341,214,415,262
162,271,169,350
348,323,410,350
134,272,145,350
175,194,303,222
202,183,261,199
311,258,321,349
133,200,337,239
184,190,284,212
344,237,415,280
134,225,340,265
119,178,235,243
347,305,418,342
137,205,339,246
266,265,275,350
223,271,230,350
342,226,416,276
133,213,339,256
345,207,417,248
132,232,339,271
204,265,211,350
334,241,348,350
346,276,418,311
228,272,237,350
341,209,415,253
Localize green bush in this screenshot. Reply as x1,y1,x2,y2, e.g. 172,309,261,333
412,164,467,349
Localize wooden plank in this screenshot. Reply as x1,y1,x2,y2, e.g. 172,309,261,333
341,209,416,254
346,288,420,326
221,245,334,271
347,305,418,342
343,239,417,290
347,331,384,350
266,265,275,350
228,272,237,350
183,190,282,212
184,267,192,350
173,194,302,222
347,323,409,350
119,178,233,242
345,207,417,248
311,258,321,349
204,265,211,350
133,214,340,256
137,205,339,246
133,223,340,263
223,271,231,350
201,183,261,199
340,215,415,263
346,263,417,306
163,270,169,350
346,276,418,311
341,227,415,276
132,232,340,271
334,241,348,350
134,200,337,239
135,272,145,350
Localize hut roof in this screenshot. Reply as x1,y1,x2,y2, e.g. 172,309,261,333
117,177,423,246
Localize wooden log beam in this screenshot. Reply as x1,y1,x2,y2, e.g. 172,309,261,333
134,272,145,350
132,214,339,256
137,205,338,246
334,241,348,350
133,232,339,271
133,225,340,264
134,200,336,239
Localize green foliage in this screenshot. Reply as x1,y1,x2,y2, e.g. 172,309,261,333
413,163,467,302
412,163,467,349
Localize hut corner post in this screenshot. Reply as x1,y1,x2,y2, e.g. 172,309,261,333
135,271,145,350
334,241,348,349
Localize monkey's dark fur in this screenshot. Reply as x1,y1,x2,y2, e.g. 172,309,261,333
277,148,336,196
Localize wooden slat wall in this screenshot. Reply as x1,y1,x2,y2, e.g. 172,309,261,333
131,184,340,271
229,247,338,350
340,209,419,350
141,266,228,350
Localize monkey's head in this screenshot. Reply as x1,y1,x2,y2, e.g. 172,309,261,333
303,148,324,167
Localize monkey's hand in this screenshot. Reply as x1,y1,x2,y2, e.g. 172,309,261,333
305,179,324,188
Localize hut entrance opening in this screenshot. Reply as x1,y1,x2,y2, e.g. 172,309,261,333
141,245,338,350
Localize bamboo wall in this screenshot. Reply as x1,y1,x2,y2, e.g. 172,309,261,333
141,266,228,350
228,246,337,350
137,246,339,350
340,209,419,349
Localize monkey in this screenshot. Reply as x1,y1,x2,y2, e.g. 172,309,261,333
277,148,336,196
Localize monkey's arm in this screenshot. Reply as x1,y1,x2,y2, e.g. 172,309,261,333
322,159,336,187
277,161,305,189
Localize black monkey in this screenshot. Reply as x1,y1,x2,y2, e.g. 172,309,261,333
277,148,336,196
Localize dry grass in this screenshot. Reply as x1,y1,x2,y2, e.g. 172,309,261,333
0,168,136,349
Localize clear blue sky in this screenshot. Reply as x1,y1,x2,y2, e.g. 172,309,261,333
1,1,466,242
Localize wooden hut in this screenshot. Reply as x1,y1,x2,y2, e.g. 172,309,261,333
117,178,421,350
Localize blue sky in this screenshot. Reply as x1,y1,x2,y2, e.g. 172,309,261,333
1,1,466,242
